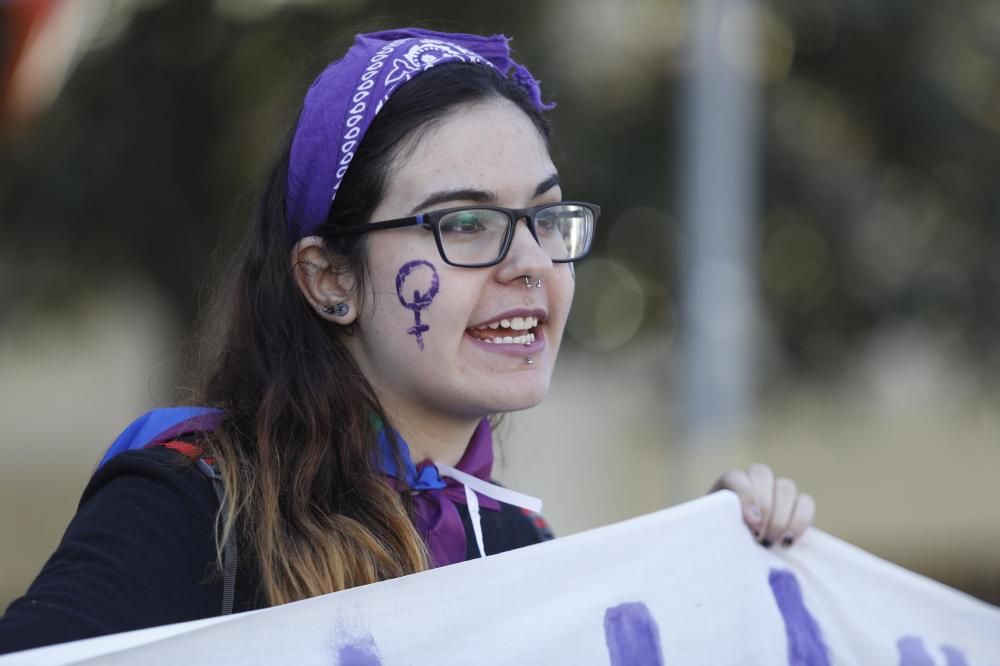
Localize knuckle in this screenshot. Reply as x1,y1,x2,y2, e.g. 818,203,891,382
720,469,750,492
722,469,744,487
775,477,798,497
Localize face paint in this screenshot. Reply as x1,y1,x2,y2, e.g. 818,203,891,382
395,260,440,351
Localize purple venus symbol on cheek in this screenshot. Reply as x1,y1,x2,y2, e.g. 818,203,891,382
395,260,440,351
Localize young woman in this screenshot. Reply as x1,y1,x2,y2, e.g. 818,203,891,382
0,28,815,654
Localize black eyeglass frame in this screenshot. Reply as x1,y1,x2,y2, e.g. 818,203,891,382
326,201,601,268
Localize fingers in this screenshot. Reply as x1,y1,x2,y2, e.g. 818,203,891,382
783,493,815,546
711,463,815,548
710,468,751,495
747,463,774,540
763,477,797,547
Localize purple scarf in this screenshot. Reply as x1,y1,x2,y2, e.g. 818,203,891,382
378,417,500,567
285,28,554,240
109,408,501,568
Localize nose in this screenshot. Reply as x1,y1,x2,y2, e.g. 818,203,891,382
496,218,551,283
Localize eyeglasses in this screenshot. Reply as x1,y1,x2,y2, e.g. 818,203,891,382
327,201,599,268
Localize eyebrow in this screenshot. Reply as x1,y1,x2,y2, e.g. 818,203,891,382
407,173,561,215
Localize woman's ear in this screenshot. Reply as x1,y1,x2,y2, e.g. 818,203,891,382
291,236,358,325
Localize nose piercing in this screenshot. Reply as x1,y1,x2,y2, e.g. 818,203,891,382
523,275,541,288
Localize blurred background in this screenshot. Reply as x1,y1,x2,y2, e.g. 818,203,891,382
1,0,998,610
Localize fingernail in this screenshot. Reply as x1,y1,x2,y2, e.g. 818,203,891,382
782,534,794,547
761,538,773,548
746,504,762,524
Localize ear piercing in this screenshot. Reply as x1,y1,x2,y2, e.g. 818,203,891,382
322,302,350,317
523,275,541,288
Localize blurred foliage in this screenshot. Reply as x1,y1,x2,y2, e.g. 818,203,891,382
2,0,999,385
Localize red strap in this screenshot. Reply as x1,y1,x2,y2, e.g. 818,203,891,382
154,440,214,466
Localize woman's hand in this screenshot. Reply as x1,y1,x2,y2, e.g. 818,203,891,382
710,464,815,548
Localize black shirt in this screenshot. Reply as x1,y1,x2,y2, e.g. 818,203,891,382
0,447,551,655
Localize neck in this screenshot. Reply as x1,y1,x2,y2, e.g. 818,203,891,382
380,405,481,468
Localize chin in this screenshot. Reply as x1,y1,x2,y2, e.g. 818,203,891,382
485,381,550,413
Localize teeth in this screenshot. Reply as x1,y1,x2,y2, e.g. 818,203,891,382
475,316,541,331
482,333,535,345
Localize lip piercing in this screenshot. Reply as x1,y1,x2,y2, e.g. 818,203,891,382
523,276,542,288
526,358,534,365
322,302,350,317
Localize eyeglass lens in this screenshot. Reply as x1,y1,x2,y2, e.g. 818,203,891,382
436,204,594,266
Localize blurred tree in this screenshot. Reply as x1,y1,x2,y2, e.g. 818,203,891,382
1,0,998,381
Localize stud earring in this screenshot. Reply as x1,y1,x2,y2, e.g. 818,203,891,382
322,303,350,317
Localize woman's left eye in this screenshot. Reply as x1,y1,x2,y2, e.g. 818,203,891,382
440,211,486,234
536,216,557,232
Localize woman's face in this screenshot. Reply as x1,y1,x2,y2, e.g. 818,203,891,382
345,99,574,429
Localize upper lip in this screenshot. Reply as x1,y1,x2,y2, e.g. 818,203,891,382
468,308,548,329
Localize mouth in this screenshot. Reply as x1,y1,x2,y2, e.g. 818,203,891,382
466,314,542,345
465,310,547,347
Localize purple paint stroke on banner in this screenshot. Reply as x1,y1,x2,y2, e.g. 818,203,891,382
333,631,383,666
897,636,934,666
395,259,440,351
768,569,830,666
603,602,664,666
940,644,970,666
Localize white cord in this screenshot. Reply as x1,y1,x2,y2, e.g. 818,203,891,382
435,462,544,560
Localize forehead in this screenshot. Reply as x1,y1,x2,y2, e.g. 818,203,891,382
378,99,557,213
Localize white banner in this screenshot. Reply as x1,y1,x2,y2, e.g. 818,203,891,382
3,491,997,665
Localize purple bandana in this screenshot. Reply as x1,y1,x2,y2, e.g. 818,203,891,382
379,417,499,567
285,28,554,240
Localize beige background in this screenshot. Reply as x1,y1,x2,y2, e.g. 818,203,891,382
2,287,997,608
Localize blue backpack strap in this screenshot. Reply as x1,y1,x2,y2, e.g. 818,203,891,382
97,407,224,470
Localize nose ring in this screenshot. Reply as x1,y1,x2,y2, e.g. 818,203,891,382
523,275,542,288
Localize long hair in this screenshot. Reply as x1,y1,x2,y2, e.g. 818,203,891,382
196,62,551,606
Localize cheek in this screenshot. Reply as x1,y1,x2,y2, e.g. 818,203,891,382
554,265,576,323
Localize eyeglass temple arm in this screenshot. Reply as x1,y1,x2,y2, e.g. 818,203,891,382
326,215,427,237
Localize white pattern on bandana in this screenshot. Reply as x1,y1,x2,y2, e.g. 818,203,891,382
384,40,478,88
331,39,494,201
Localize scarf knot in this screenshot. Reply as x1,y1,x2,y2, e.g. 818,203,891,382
378,418,499,566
